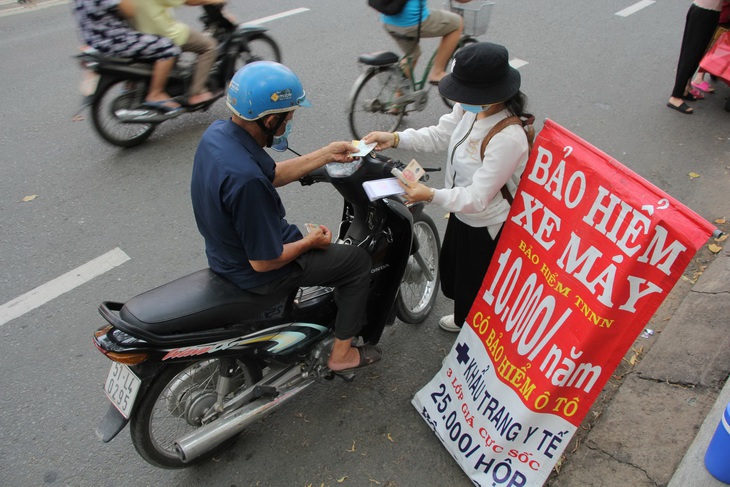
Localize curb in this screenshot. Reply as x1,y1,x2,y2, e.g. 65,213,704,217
547,244,730,486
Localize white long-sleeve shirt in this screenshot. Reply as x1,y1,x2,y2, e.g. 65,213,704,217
398,105,530,239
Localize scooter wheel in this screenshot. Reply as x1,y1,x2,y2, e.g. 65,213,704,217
129,358,262,468
91,79,157,148
396,211,441,324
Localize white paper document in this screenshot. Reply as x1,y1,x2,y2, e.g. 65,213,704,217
362,178,405,201
350,140,377,158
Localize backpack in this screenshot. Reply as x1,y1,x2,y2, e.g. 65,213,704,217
368,0,409,15
479,114,536,205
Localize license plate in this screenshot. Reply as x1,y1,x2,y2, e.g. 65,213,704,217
104,362,141,419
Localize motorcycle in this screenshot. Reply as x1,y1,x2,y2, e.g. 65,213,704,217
77,5,281,148
93,152,442,468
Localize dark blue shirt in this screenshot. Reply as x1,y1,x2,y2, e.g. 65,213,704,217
191,119,303,288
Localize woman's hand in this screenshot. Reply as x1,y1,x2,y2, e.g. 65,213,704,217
363,131,398,151
400,181,434,204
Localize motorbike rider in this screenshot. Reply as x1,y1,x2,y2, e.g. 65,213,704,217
190,61,383,373
72,0,181,110
131,0,224,107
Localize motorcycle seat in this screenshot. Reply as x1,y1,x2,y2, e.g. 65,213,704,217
115,269,293,338
82,49,154,65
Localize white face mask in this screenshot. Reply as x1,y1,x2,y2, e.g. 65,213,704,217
461,103,493,114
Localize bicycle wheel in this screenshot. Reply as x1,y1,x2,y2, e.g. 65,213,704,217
348,66,406,140
396,211,441,324
441,37,479,109
91,79,157,148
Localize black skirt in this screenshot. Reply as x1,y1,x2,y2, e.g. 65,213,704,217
439,214,501,328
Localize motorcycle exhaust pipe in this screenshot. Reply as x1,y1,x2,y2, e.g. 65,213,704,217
174,375,314,463
115,109,184,123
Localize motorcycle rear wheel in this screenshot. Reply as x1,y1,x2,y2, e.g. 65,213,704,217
130,358,262,468
91,79,157,148
396,212,441,323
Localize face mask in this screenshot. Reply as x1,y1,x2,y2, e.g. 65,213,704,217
461,103,492,114
271,120,292,152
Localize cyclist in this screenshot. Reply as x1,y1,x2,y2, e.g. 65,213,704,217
191,61,382,373
378,0,469,84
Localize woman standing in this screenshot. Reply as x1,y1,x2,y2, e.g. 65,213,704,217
364,42,532,332
666,0,726,114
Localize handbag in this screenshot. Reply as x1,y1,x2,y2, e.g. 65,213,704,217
700,31,730,83
368,0,409,15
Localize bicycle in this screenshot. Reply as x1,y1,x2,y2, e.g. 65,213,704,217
347,0,494,140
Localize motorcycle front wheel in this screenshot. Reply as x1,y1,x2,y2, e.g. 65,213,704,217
130,358,262,469
91,79,157,148
236,33,282,69
396,211,441,323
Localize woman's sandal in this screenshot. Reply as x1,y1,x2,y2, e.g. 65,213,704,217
691,80,715,94
682,90,703,101
666,101,693,114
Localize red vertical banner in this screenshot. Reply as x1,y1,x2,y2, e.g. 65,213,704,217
413,120,715,486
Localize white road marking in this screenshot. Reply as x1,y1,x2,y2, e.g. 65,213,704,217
510,59,529,69
244,7,310,26
0,248,130,327
615,0,655,17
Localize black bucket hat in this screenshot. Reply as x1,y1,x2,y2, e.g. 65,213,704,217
438,42,521,105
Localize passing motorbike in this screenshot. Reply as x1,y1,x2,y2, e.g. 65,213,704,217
77,5,281,148
93,152,442,468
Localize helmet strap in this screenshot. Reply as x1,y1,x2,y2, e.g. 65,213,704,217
257,113,288,148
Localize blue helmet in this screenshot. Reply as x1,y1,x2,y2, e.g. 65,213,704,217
226,61,311,120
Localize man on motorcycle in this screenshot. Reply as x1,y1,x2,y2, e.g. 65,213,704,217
72,0,181,110
131,0,224,107
190,61,383,373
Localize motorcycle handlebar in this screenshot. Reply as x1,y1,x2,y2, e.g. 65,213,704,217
297,154,441,187
299,166,328,186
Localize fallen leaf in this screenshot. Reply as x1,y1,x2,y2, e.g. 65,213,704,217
715,234,728,243
714,217,726,224
337,477,348,483
708,243,722,254
22,195,38,202
688,172,701,179
347,440,356,452
387,433,394,443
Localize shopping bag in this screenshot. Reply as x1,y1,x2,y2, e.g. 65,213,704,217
700,31,730,83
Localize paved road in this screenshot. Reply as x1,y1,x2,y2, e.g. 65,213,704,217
0,1,727,486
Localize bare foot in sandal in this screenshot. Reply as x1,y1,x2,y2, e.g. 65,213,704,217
667,96,693,114
328,338,382,372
